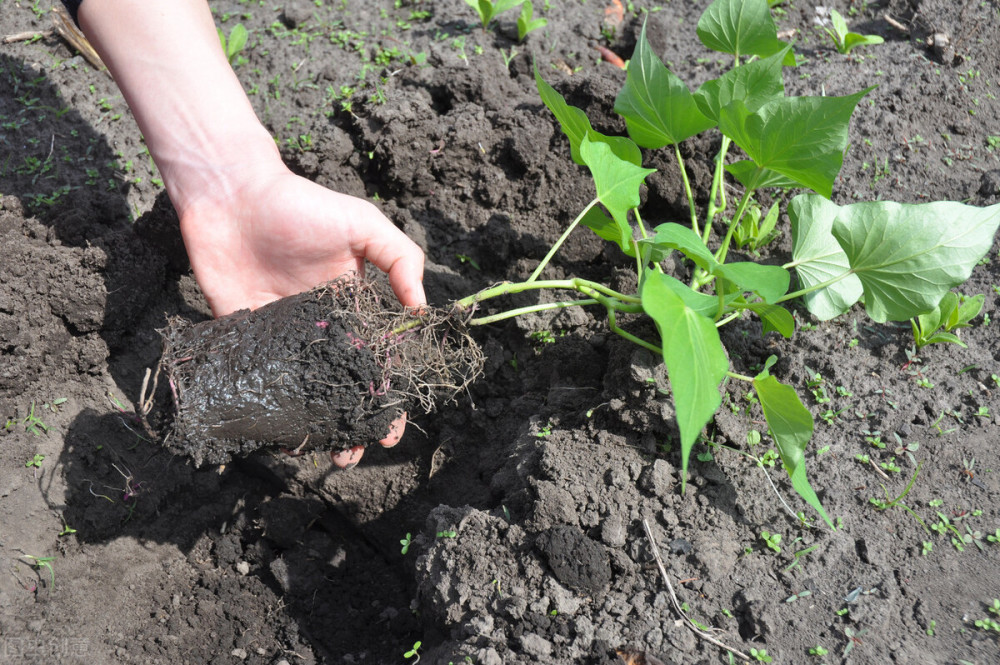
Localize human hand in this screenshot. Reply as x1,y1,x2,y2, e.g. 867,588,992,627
178,162,424,467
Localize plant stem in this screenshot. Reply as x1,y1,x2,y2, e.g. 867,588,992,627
727,371,755,382
675,143,699,237
704,136,732,243
468,298,598,325
527,198,599,282
456,278,639,309
777,270,853,303
715,311,741,328
715,188,754,265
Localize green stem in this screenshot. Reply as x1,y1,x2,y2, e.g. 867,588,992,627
776,270,853,303
674,143,699,237
704,136,732,244
714,187,754,266
528,198,599,283
468,298,598,326
727,370,755,382
715,311,741,328
456,278,639,310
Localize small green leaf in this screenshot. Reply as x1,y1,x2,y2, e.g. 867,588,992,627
645,223,717,270
753,369,831,526
842,32,884,53
832,200,1000,322
719,88,873,198
642,269,729,489
788,195,863,320
693,44,790,122
580,134,656,251
651,273,731,319
227,24,248,58
746,303,795,338
955,293,985,327
697,0,793,62
716,262,789,304
517,0,547,40
535,64,642,166
615,20,715,148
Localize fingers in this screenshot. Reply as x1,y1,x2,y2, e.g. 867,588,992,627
330,412,407,469
352,202,427,308
380,412,407,448
331,446,364,469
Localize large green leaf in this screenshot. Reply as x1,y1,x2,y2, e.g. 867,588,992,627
580,134,656,251
535,64,642,166
697,0,793,62
753,367,831,527
581,206,636,256
649,273,725,319
641,268,729,489
693,44,790,122
725,161,798,189
719,88,873,198
788,194,864,320
832,200,1000,322
614,20,715,148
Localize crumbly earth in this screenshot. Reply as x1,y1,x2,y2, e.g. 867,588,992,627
1,1,999,664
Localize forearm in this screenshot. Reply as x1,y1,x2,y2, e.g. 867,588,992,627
77,0,280,216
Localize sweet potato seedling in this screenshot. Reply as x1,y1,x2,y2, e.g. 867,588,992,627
437,0,1000,526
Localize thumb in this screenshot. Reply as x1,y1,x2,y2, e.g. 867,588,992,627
353,207,426,307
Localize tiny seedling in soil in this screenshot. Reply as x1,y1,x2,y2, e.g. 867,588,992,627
821,9,884,55
403,640,422,663
436,529,458,539
400,532,413,554
760,530,782,553
911,291,984,348
21,554,55,591
464,0,523,30
218,23,249,66
25,453,45,469
808,645,829,657
516,0,546,41
749,647,772,662
22,402,49,436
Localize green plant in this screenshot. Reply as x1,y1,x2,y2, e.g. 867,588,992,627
911,291,984,348
760,530,782,553
21,554,55,590
808,645,829,657
25,453,45,469
400,532,413,554
218,23,249,66
749,647,772,662
464,0,523,30
436,529,458,538
434,0,1000,527
517,0,547,41
822,9,884,55
404,640,422,663
22,401,49,436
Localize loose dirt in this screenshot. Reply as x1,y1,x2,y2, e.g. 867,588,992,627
1,1,998,664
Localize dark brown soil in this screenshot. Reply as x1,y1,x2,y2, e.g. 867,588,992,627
2,1,999,664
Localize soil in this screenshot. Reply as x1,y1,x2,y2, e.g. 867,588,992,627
2,1,999,664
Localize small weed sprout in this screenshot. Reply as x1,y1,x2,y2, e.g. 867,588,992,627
517,0,547,41
808,644,829,657
911,291,984,348
821,9,884,55
749,647,773,662
464,0,524,31
25,453,45,469
760,530,782,553
22,402,49,436
21,554,56,591
403,640,422,663
400,532,414,554
218,23,249,66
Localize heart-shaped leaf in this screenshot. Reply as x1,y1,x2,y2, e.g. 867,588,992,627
697,0,794,63
719,87,873,198
788,194,864,320
693,44,790,121
580,134,656,251
832,200,1000,322
615,20,715,148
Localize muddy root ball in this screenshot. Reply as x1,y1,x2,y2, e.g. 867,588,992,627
157,276,484,466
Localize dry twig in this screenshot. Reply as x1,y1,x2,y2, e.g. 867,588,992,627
642,519,751,662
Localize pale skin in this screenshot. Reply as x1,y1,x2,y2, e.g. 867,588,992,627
77,0,423,467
